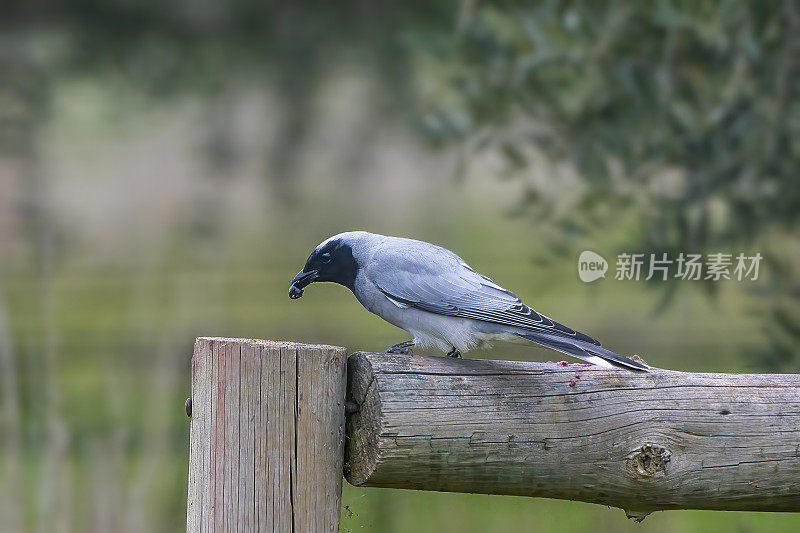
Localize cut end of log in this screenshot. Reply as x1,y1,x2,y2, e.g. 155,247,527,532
344,353,381,486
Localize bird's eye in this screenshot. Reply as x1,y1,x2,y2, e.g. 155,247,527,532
320,252,332,264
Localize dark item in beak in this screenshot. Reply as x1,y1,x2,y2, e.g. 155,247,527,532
289,269,319,299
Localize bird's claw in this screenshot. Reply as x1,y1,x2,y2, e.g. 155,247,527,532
386,347,413,355
384,341,414,355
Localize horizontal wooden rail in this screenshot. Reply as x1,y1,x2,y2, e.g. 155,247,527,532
344,352,800,520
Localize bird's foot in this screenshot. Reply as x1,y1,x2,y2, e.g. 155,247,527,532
384,340,414,355
446,347,462,358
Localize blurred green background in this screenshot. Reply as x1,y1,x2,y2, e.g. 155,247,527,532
1,1,799,532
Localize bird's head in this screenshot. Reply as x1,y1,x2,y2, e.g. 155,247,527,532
289,233,362,299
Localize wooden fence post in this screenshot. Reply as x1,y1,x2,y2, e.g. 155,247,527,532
186,338,347,532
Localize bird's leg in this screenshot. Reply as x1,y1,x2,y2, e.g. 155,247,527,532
384,340,414,355
446,347,462,358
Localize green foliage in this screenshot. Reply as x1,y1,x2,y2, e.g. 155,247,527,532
415,0,800,367
419,0,799,246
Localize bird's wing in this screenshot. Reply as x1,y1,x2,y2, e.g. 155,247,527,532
368,244,600,346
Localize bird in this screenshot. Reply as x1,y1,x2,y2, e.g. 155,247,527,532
289,231,647,371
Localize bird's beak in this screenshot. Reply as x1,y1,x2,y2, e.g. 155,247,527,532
289,269,319,299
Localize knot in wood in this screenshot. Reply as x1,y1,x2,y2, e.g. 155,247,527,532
627,443,671,478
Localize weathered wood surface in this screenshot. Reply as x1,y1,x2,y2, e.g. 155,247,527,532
344,352,800,518
186,338,347,532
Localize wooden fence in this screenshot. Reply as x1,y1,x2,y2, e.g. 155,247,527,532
186,338,800,531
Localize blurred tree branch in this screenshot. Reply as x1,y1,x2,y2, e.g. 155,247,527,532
415,0,800,369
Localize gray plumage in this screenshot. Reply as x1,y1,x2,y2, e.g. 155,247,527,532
290,231,647,371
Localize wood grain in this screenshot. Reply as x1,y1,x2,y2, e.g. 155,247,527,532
344,352,800,518
186,338,347,532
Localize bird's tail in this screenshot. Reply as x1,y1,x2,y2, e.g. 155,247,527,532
516,332,648,371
